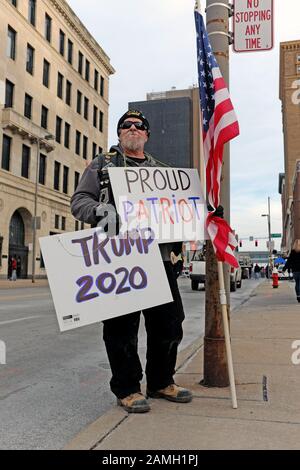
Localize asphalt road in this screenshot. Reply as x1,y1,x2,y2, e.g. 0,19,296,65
0,277,262,449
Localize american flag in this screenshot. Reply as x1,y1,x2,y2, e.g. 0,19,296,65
195,2,239,267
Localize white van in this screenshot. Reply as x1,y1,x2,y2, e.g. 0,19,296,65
189,249,242,291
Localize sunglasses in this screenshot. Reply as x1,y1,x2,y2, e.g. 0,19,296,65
119,121,148,131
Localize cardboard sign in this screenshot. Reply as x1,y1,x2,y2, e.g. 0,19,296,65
39,227,173,332
233,0,274,52
108,167,207,243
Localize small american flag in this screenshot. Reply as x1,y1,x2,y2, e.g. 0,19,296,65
195,2,239,267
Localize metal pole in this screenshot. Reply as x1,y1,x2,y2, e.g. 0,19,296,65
268,196,272,271
202,0,231,387
32,138,40,283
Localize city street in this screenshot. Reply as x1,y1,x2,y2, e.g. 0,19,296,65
0,277,262,449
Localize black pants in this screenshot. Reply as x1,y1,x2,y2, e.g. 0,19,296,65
103,262,185,399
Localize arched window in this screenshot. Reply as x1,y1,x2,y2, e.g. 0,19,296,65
9,211,25,246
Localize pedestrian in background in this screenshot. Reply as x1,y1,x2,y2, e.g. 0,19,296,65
17,256,21,279
254,263,261,280
11,256,17,281
283,239,300,303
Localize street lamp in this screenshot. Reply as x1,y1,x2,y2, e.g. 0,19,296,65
31,133,54,283
261,196,273,275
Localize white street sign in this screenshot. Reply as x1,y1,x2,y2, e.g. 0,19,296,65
233,0,274,53
39,227,173,332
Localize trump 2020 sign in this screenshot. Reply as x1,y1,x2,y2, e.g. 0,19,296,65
39,227,173,332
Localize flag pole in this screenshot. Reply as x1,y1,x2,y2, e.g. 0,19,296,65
195,0,238,408
217,261,238,409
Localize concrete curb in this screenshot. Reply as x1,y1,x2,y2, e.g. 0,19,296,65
64,337,204,450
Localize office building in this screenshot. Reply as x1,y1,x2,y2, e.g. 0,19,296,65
0,0,114,278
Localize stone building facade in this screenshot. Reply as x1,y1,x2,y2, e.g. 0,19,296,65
279,40,300,254
0,0,114,278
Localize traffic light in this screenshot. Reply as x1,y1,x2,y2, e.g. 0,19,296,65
255,240,258,247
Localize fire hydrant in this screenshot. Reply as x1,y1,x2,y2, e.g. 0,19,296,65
272,267,279,289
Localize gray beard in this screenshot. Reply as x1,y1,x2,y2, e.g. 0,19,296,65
120,135,145,153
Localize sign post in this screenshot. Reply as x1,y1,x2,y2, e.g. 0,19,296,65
233,0,274,53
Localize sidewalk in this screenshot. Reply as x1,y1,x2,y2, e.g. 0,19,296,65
65,280,300,450
0,278,49,289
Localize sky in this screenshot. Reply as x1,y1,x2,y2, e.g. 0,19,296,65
67,0,300,252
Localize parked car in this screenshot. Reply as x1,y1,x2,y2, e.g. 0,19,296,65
189,249,242,291
277,263,290,280
230,265,242,291
189,250,205,290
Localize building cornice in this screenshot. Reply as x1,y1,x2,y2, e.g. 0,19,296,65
50,0,115,76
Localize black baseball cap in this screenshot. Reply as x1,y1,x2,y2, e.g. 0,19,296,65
117,110,150,136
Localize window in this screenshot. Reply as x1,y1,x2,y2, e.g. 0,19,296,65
26,44,34,74
56,116,62,143
78,51,83,75
10,0,17,7
297,54,300,63
84,97,89,120
93,142,97,158
57,72,63,99
94,70,99,91
66,80,72,106
98,146,103,154
93,105,98,128
28,0,36,26
68,39,73,65
39,153,46,185
54,161,60,190
45,13,52,42
41,105,48,129
1,134,11,171
7,26,16,60
63,166,69,194
81,222,84,230
76,90,82,114
64,122,70,148
21,144,30,178
43,59,50,87
99,111,104,132
75,220,79,231
24,93,32,119
85,60,90,82
5,79,14,108
59,30,65,56
75,131,81,156
83,136,88,160
61,216,66,231
55,214,59,229
74,171,80,191
100,76,104,97
297,65,300,74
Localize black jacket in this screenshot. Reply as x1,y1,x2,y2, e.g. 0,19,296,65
284,250,300,273
70,145,182,260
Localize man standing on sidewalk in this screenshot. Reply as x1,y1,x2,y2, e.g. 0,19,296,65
71,110,192,413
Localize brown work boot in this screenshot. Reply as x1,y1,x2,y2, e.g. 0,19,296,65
147,384,193,403
117,392,150,413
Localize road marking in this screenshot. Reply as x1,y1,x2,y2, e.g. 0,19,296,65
0,315,43,326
